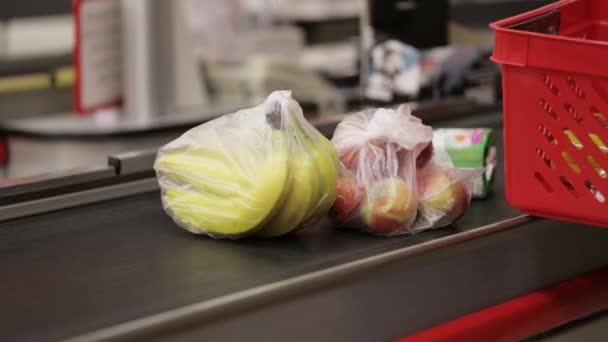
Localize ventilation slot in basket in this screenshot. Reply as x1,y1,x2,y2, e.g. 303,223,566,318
566,77,586,99
541,73,560,95
561,152,581,174
537,148,555,169
585,181,606,204
590,107,608,128
539,98,558,120
559,176,578,197
534,172,553,193
563,129,583,149
564,104,583,124
588,133,607,153
538,124,557,145
586,156,607,179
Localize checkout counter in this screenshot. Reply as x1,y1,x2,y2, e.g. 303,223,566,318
2,1,608,339
1,106,608,341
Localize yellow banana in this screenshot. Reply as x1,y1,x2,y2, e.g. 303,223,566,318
286,113,340,225
155,151,251,198
256,139,320,237
303,135,339,224
156,131,289,237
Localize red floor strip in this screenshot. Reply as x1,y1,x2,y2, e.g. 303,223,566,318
397,267,608,342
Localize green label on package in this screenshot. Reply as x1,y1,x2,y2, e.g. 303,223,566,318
432,128,496,198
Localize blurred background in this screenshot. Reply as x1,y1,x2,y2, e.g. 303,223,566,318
0,0,551,179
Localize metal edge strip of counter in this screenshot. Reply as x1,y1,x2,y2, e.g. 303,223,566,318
65,215,533,342
0,178,159,222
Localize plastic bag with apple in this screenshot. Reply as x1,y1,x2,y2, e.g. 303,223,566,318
154,91,339,239
414,166,483,232
330,105,482,236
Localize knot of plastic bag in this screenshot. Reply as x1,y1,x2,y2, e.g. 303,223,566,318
334,105,433,155
262,90,316,138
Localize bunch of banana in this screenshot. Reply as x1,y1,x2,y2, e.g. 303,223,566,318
256,125,339,237
154,91,339,239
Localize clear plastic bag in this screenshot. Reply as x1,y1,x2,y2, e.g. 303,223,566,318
331,106,432,236
414,166,483,232
155,91,339,239
330,105,481,236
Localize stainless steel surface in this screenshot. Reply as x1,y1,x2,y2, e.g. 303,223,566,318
121,0,162,120
0,87,72,119
0,97,494,137
0,53,71,76
109,149,157,175
0,131,179,179
120,0,207,121
0,106,243,179
0,103,245,137
0,178,158,221
0,165,115,201
0,98,499,180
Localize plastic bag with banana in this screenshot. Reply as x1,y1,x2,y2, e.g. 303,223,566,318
330,105,482,236
154,91,339,239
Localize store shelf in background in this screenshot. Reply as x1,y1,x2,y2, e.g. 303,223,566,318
300,41,359,78
54,66,74,87
0,63,74,118
1,15,72,58
0,87,72,119
273,0,361,22
0,73,50,93
0,66,73,93
0,53,72,77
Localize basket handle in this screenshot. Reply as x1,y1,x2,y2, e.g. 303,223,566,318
491,1,608,78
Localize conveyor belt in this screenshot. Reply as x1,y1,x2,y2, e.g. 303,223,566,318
2,132,608,342
0,182,515,340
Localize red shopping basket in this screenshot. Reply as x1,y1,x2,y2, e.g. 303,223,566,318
491,0,608,227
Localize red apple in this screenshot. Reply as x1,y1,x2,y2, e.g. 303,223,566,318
360,178,418,235
339,140,390,171
331,176,363,222
395,142,433,180
419,170,470,228
416,142,433,169
338,148,360,171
